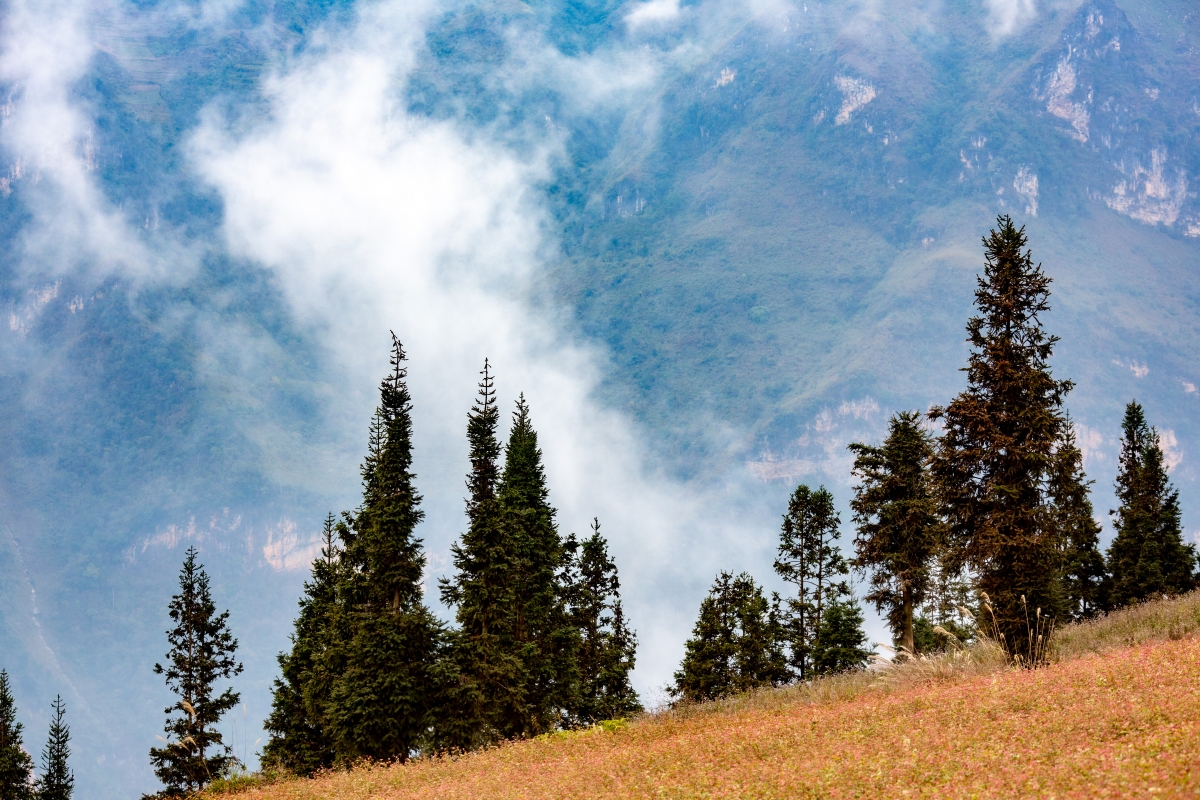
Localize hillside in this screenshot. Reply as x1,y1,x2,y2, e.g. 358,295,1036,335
211,595,1200,799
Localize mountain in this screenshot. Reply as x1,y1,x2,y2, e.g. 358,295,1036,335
1,0,1197,797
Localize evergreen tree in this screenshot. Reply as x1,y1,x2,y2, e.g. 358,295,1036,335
929,216,1072,660
848,411,942,656
262,514,341,775
493,394,579,737
0,670,35,800
149,547,243,796
670,572,788,703
774,485,849,679
439,360,522,750
35,696,72,800
1105,401,1197,607
327,334,443,763
1051,420,1107,620
563,519,641,724
810,598,871,675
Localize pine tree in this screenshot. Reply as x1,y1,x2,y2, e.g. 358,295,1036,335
563,519,641,724
327,334,443,763
35,696,72,800
149,547,243,796
848,411,942,656
929,216,1072,660
1051,420,1107,620
262,514,341,775
1105,401,1197,608
0,670,35,800
439,360,522,750
774,485,849,680
493,394,579,737
810,598,871,675
670,572,788,703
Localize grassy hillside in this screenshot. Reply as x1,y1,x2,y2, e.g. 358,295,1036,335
210,594,1200,799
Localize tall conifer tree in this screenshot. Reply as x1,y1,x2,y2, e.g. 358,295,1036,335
929,216,1072,659
671,572,787,703
36,696,72,800
263,514,341,774
1051,420,1107,620
0,670,35,800
439,360,522,750
1105,401,1197,607
149,547,243,796
327,334,443,763
494,395,579,737
848,411,942,655
774,485,848,679
563,519,641,724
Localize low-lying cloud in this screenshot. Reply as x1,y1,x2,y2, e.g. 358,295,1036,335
190,0,783,696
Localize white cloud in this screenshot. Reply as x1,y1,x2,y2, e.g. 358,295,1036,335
190,0,771,694
1159,429,1182,472
626,0,682,30
0,0,175,283
986,0,1037,37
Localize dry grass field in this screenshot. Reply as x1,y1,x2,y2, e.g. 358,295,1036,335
214,594,1200,799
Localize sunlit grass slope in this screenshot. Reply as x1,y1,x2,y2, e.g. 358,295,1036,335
216,594,1200,799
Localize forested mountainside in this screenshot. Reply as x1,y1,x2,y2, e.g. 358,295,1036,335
1,0,1198,796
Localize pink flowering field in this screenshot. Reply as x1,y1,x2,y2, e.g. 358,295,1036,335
227,636,1200,799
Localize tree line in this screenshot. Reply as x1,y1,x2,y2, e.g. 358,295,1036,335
670,216,1197,701
33,214,1187,797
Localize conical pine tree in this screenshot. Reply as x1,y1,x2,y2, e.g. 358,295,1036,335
848,411,942,656
670,572,788,703
149,547,243,796
0,670,35,800
774,485,849,679
563,519,641,725
496,394,579,737
35,696,72,800
262,514,341,774
438,359,522,750
810,597,871,676
327,334,443,763
929,216,1072,660
1105,401,1197,607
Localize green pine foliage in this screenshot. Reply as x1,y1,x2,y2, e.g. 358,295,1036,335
811,597,871,675
36,696,72,800
439,360,521,750
848,411,943,656
929,216,1073,660
670,572,788,703
563,519,642,725
326,334,444,763
1051,420,1108,620
149,547,244,796
493,394,580,737
0,670,35,800
262,514,341,775
1105,401,1198,608
774,485,849,679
